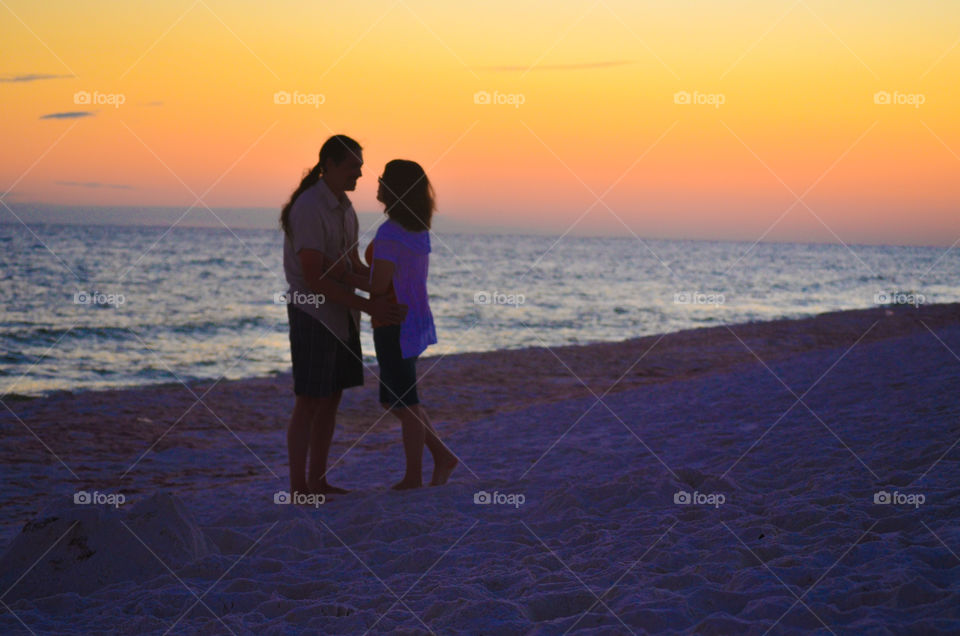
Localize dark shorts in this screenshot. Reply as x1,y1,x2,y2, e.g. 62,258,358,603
373,324,419,409
288,304,363,397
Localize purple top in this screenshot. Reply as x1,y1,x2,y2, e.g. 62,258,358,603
371,219,437,359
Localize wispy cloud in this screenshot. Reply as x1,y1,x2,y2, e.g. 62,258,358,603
475,60,634,72
55,181,134,190
40,111,94,119
1,73,75,83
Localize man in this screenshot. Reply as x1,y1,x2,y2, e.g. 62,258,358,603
280,134,406,495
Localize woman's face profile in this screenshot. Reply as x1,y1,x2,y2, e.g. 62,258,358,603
376,173,388,205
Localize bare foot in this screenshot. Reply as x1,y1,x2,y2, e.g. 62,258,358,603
309,481,350,495
391,478,422,491
430,454,458,486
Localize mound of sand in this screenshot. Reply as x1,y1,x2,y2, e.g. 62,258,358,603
0,492,217,601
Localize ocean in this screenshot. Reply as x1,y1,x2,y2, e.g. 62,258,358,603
1,222,957,396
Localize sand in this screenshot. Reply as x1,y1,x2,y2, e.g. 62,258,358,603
1,303,958,634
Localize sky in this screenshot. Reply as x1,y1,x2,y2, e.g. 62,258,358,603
1,0,959,246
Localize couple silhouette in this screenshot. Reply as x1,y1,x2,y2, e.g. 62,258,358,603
279,135,457,497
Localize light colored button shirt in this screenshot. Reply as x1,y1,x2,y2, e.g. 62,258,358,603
282,179,360,341
371,219,437,359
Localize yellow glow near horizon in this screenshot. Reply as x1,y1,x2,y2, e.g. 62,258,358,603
1,0,958,245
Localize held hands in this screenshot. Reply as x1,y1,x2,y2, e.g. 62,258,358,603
322,257,369,291
369,297,408,325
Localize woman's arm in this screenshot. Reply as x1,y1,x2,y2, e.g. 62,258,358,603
369,257,395,298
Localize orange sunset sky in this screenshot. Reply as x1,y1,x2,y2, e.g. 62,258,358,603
2,0,959,245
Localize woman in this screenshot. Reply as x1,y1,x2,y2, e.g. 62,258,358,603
366,159,458,490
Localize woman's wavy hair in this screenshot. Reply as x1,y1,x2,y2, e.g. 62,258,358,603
280,135,362,237
379,159,434,232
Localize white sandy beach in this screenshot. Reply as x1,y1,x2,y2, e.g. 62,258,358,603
1,303,959,634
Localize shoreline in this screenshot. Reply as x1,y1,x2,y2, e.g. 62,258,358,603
7,301,958,406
